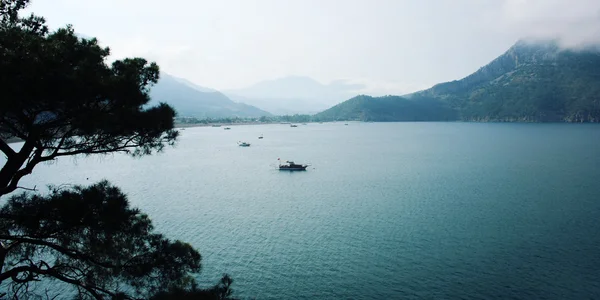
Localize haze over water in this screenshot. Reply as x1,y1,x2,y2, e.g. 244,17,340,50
14,123,600,299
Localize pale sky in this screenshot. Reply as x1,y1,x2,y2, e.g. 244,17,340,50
26,0,600,95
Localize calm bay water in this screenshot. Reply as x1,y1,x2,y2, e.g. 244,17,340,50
10,122,600,299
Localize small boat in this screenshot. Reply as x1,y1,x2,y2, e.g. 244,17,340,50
224,127,231,130
258,135,264,139
238,141,251,147
278,159,308,171
302,123,307,125
344,123,348,125
212,124,221,127
290,124,298,127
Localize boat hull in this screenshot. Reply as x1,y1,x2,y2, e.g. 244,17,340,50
279,167,307,171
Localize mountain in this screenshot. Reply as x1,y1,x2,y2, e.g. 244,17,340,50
167,74,216,93
148,73,271,118
410,40,600,122
314,95,456,122
223,76,364,115
226,94,324,116
316,40,600,122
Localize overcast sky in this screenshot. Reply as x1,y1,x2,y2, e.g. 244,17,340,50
27,0,600,95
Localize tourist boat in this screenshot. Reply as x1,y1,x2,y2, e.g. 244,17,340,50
278,159,308,171
238,141,250,147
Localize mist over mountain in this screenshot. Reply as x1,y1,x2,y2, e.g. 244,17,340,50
317,40,600,122
148,73,270,118
414,39,600,122
223,76,365,115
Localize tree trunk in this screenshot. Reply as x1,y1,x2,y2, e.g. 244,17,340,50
0,139,35,197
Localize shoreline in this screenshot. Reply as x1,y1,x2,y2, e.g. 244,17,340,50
175,121,300,129
8,121,598,144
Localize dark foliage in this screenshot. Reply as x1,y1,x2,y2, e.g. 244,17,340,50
0,1,235,298
0,181,202,299
0,0,178,196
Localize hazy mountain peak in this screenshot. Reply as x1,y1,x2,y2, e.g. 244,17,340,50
161,73,216,93
223,75,365,115
319,39,600,123
516,37,600,53
148,73,270,118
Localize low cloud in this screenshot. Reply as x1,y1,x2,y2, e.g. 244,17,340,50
500,0,600,49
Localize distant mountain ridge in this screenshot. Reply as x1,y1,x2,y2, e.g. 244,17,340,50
316,40,600,122
148,73,270,118
168,74,216,93
224,76,364,115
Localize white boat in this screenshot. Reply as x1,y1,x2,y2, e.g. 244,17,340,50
238,141,250,147
278,158,308,171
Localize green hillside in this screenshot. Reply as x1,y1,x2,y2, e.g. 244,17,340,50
314,95,456,122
